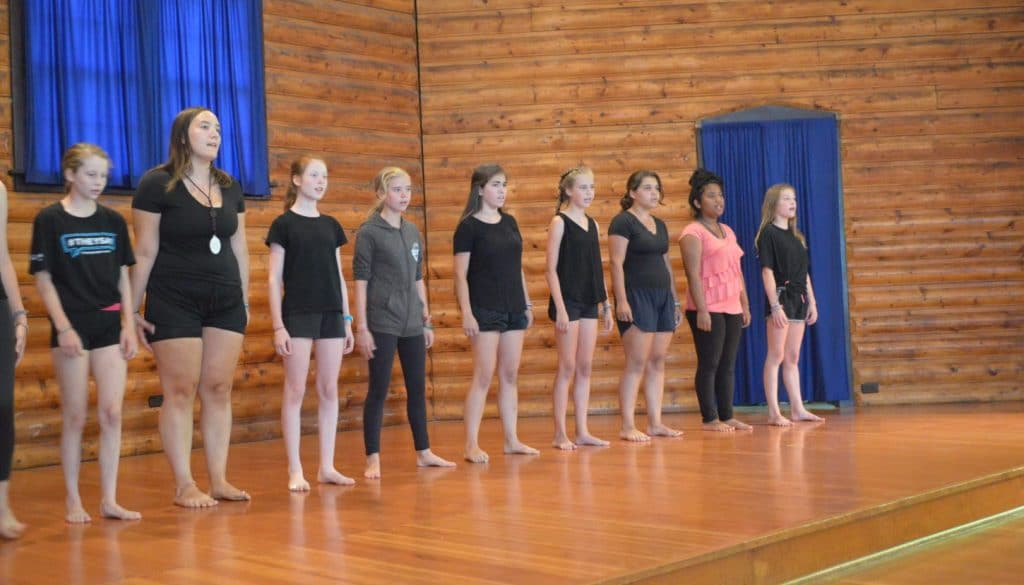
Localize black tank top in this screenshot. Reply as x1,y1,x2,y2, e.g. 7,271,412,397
551,213,607,306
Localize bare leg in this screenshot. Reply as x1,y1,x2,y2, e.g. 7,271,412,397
281,338,313,491
197,327,249,502
313,338,354,486
497,330,538,455
764,320,792,426
618,328,653,442
54,348,92,523
644,332,683,437
152,338,215,508
572,319,608,446
781,322,824,422
0,481,24,539
91,345,140,520
551,322,579,450
464,332,498,463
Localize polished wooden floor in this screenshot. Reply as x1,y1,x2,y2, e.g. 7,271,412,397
1,403,1023,584
821,510,1024,584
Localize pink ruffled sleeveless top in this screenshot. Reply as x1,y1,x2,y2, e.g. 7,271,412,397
679,222,745,315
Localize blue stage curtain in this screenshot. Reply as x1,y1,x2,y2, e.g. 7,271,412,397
23,0,270,196
699,112,851,403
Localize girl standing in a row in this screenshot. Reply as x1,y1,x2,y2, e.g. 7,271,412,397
267,156,356,491
610,171,684,442
354,167,454,478
454,164,537,463
546,166,612,450
31,144,140,522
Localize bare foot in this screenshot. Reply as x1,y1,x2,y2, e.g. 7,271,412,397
792,410,824,422
65,499,92,524
647,424,683,438
100,501,142,521
620,428,651,442
552,435,578,451
417,449,456,468
723,418,753,431
504,441,540,456
288,471,310,492
464,446,490,463
174,483,218,508
703,421,734,432
575,434,610,447
0,509,25,540
211,481,251,502
364,454,382,479
767,415,793,427
318,468,356,486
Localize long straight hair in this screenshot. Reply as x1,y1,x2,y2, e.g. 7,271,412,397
459,164,507,223
284,155,323,211
755,182,807,248
161,106,232,193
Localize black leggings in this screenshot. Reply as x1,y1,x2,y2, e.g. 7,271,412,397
363,332,430,456
686,311,743,423
0,300,15,482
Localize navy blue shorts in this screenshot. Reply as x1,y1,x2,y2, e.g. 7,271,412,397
50,310,121,350
472,305,529,333
284,311,346,339
617,288,676,336
548,298,599,322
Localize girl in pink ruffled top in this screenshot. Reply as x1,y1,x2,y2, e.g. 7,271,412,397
678,169,752,432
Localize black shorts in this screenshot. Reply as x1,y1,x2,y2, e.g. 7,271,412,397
144,278,247,342
766,286,809,322
617,287,676,336
284,311,346,339
472,305,529,333
50,310,121,350
548,298,599,322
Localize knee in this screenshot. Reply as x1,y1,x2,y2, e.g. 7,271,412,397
98,403,122,429
765,350,784,367
162,377,199,406
63,408,87,432
574,358,593,378
647,352,667,371
497,367,519,387
316,381,338,402
557,357,577,378
783,350,801,367
282,382,306,404
199,378,233,404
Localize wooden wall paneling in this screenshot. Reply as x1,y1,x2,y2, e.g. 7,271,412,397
417,0,1024,418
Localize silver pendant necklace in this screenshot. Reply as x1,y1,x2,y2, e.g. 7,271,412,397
185,173,221,255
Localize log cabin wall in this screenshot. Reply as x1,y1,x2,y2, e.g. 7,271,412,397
3,1,1022,468
416,0,1024,418
2,0,425,468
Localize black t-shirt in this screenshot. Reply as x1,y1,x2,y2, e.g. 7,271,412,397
29,203,135,313
453,213,527,312
552,213,607,306
608,211,670,290
758,224,809,292
266,210,348,314
132,168,245,288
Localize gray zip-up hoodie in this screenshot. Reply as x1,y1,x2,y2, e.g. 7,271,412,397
352,212,425,337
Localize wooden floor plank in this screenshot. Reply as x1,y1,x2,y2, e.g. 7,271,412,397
1,403,1022,584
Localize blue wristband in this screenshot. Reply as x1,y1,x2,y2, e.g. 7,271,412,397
343,314,353,322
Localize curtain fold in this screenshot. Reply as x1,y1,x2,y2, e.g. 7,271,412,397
23,0,270,195
700,114,850,404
